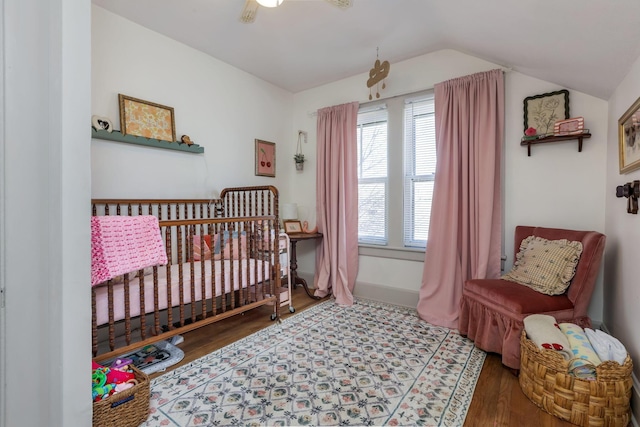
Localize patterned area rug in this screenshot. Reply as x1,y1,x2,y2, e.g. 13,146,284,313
143,299,486,426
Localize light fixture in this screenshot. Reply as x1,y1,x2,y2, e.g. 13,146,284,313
256,0,283,7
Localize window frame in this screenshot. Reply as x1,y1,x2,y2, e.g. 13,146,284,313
356,89,435,259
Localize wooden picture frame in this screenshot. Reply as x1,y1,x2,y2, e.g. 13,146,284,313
255,139,276,177
523,90,570,135
618,95,640,174
283,220,303,234
118,94,176,142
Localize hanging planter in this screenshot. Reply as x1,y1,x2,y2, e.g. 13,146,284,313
294,131,305,171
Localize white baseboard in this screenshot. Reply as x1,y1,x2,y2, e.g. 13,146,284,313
297,272,420,309
352,281,419,309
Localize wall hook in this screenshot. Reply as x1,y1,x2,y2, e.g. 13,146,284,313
615,180,640,214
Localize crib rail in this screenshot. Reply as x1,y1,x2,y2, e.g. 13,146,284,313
91,198,223,220
220,185,279,219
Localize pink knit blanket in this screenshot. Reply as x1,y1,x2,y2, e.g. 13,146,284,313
91,215,168,286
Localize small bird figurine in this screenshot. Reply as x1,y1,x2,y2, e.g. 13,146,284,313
181,135,194,146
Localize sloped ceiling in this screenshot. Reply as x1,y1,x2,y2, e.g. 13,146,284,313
93,0,640,100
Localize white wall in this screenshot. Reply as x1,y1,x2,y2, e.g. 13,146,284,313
3,0,92,426
92,6,295,200
504,73,608,320
604,53,640,410
292,50,608,321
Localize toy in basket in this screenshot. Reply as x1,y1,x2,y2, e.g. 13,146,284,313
92,364,150,427
519,331,633,427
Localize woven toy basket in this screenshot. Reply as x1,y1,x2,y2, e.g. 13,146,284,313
519,331,633,427
93,365,150,427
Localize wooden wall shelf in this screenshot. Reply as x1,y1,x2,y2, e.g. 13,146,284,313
91,128,205,153
520,132,591,156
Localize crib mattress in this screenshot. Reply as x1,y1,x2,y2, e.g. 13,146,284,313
94,258,271,326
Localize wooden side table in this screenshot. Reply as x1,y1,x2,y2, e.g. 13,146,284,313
286,232,322,299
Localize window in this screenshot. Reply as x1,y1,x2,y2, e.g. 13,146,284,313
357,106,388,245
357,91,435,251
403,94,436,248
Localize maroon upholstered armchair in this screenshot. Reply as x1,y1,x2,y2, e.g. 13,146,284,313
458,226,606,370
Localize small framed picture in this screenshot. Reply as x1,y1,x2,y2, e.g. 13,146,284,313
118,94,176,142
283,220,303,234
553,117,584,135
255,139,276,177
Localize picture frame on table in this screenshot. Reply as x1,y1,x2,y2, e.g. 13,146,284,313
618,95,640,174
283,220,303,234
523,89,570,135
118,94,176,142
255,139,276,177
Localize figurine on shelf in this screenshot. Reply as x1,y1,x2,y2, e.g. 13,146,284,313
91,115,113,133
302,220,318,234
181,135,194,146
522,127,538,141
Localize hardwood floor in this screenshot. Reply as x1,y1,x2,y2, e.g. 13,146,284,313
153,287,575,426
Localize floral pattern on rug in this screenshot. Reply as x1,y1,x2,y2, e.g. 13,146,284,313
142,299,485,426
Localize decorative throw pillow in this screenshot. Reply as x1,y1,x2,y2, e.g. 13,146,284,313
193,233,222,261
221,230,248,260
502,235,583,295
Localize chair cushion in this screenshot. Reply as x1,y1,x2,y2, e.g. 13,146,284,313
501,235,583,295
464,278,574,316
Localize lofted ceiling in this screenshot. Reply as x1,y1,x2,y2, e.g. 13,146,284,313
92,0,640,100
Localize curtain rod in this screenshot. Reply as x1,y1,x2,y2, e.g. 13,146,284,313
307,67,511,117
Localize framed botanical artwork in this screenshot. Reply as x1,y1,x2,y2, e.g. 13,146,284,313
523,90,570,135
118,94,176,142
283,220,303,234
618,95,640,174
255,139,276,177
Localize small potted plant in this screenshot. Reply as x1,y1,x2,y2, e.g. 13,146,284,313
294,153,305,171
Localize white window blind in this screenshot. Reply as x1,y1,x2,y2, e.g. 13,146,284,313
357,105,388,245
403,94,435,248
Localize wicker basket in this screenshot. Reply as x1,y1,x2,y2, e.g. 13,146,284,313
519,331,633,427
93,365,150,427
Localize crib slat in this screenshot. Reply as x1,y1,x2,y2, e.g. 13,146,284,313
152,266,160,338
165,226,173,330
177,225,185,327
124,273,131,346
92,287,98,357
189,225,196,323
198,225,207,320
138,268,147,343
107,281,115,351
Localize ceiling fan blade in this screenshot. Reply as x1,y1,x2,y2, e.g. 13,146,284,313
325,0,352,9
240,0,259,23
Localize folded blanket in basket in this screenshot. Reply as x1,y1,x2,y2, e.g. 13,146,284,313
523,314,572,360
91,215,168,286
584,328,627,365
559,323,601,380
